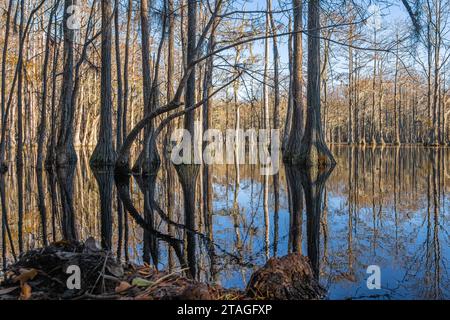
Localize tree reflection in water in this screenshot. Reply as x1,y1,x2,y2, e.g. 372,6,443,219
0,146,449,299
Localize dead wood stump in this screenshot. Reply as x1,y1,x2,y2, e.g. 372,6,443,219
246,253,326,300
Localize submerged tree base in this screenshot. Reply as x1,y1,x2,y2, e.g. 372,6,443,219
283,141,336,169
0,239,325,300
89,151,116,168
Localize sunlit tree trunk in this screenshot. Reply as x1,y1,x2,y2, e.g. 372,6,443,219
283,0,303,163
0,0,13,173
297,0,335,167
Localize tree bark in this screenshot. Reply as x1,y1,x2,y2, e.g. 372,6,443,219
90,0,116,167
297,0,335,168
0,0,13,173
56,0,78,167
132,0,154,174
283,0,303,163
174,0,200,278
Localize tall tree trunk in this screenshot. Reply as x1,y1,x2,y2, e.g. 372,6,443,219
90,0,116,166
282,17,293,151
45,24,61,167
132,0,154,173
38,0,59,170
262,0,271,259
377,58,385,145
114,0,125,259
16,0,25,254
371,28,377,145
283,0,303,163
298,0,335,168
37,0,60,248
348,22,354,144
432,0,441,146
174,0,200,278
393,34,400,145
122,0,132,151
269,1,280,255
166,0,176,269
426,2,432,144
114,0,123,150
0,0,13,173
56,0,77,167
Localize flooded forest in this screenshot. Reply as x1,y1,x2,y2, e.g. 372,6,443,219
0,0,449,300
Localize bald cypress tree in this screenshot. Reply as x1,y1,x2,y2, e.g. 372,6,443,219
90,0,116,167
56,0,78,167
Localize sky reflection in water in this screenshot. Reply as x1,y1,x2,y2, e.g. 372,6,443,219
0,146,448,299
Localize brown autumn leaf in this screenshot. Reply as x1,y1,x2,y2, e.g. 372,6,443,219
20,283,32,300
13,268,39,284
115,281,132,294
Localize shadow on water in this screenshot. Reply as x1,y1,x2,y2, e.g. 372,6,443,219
0,146,449,299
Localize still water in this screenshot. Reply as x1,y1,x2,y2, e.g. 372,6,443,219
0,146,449,299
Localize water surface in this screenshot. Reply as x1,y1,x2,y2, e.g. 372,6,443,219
0,146,448,299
